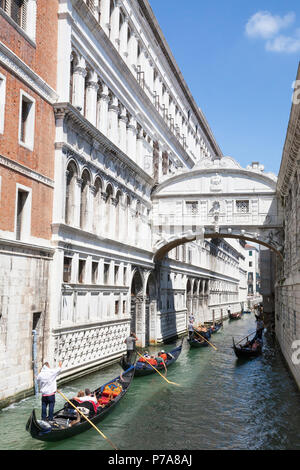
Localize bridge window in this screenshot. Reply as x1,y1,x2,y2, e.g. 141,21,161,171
186,201,199,214
236,200,249,213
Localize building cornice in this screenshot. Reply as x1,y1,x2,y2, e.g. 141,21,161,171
0,40,58,104
136,0,223,159
0,153,54,188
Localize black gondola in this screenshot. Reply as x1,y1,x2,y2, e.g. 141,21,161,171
26,365,135,442
206,322,223,334
232,337,262,358
187,335,209,348
120,342,183,376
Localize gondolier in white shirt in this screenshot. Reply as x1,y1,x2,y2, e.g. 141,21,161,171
188,319,194,339
37,361,62,422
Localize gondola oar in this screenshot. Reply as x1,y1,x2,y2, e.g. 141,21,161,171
136,351,180,386
57,390,118,450
193,329,218,351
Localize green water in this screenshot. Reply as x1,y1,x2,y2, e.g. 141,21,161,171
1,315,300,450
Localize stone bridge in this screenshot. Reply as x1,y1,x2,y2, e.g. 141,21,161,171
151,156,283,260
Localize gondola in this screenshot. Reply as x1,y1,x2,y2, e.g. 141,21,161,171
206,322,223,334
120,341,183,376
232,337,263,358
26,365,135,442
229,312,242,320
187,335,209,348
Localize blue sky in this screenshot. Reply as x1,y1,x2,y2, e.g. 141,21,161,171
149,0,300,175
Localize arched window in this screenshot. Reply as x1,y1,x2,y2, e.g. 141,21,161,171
105,184,113,236
124,195,131,242
80,169,91,230
93,177,102,234
135,201,141,246
65,161,78,225
115,190,122,240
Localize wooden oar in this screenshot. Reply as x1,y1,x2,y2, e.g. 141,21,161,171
136,351,180,386
235,330,257,346
193,329,218,351
57,390,118,450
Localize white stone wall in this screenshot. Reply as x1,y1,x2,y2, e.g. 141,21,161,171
0,242,52,405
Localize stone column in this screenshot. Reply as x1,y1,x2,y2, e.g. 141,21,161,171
135,295,146,347
110,0,120,49
108,94,119,145
72,57,87,114
98,83,110,136
74,177,83,228
87,184,96,232
119,14,129,59
118,104,128,153
127,115,137,162
100,0,110,36
148,59,154,97
128,30,138,74
85,71,99,127
136,126,144,168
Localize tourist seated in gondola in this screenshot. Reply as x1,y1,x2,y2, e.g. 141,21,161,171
159,350,167,362
148,355,158,366
138,351,150,362
251,338,262,351
67,389,98,418
196,326,211,340
156,353,167,373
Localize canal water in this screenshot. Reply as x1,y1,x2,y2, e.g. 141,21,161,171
1,314,300,450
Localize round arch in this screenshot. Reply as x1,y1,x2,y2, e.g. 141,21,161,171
154,232,283,263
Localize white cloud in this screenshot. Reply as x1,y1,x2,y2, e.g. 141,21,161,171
266,29,300,53
245,11,295,39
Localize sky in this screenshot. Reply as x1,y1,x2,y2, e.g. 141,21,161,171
149,0,300,176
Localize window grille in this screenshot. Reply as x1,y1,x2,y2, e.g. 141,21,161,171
1,0,27,30
186,201,199,215
63,257,72,283
137,67,145,89
236,200,249,213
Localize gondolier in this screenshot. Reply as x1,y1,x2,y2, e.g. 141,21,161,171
37,361,62,422
124,332,138,363
188,320,194,339
256,317,264,339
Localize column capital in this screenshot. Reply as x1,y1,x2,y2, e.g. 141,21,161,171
74,66,87,78
86,81,99,91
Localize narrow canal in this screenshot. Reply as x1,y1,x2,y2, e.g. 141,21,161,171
1,314,300,450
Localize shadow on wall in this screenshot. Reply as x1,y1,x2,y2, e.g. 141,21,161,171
157,259,178,344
